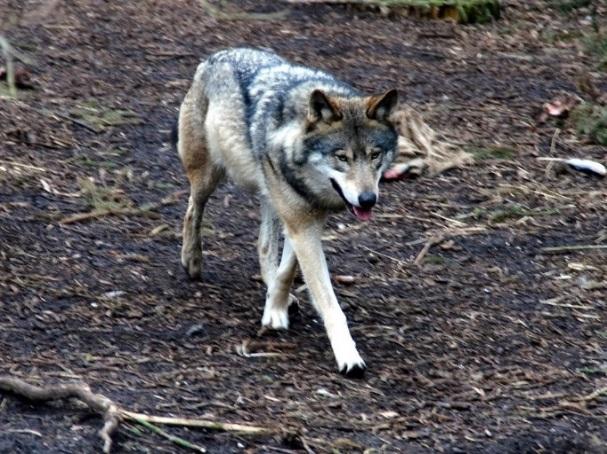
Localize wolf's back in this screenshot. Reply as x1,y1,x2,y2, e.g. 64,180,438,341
202,49,358,153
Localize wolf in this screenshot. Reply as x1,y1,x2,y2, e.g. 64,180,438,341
175,48,399,377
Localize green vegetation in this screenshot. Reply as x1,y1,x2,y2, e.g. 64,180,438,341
548,0,592,13
423,254,446,265
571,103,607,146
488,204,528,224
468,146,516,161
583,32,607,69
79,178,133,212
467,204,561,225
359,0,501,24
70,100,140,131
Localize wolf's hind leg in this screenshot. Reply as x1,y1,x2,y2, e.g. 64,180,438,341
262,237,297,329
178,87,221,280
180,170,220,280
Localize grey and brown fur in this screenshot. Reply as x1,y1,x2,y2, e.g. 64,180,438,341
176,48,399,376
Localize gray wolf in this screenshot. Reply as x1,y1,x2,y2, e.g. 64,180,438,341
175,48,398,377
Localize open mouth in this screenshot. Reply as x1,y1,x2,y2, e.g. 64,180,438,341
330,179,373,222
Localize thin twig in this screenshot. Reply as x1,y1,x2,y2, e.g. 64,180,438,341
133,416,207,452
59,207,159,225
41,109,100,133
539,298,593,310
540,244,607,254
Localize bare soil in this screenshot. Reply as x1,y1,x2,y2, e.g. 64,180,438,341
1,1,606,452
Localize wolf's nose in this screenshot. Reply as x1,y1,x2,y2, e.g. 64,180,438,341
358,192,377,209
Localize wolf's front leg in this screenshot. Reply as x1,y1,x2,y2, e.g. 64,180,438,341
286,219,366,378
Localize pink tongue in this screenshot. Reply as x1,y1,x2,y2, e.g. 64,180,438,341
352,206,373,221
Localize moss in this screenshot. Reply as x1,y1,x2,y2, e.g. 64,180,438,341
363,0,501,24
70,100,141,130
468,146,516,161
489,204,527,223
583,33,607,69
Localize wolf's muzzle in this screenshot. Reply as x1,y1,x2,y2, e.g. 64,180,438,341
358,192,377,209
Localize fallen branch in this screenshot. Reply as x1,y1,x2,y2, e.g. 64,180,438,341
0,375,275,453
0,375,119,453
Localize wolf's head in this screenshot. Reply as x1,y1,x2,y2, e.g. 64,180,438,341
297,88,398,220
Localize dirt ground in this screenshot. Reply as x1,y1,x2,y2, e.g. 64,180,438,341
1,0,606,452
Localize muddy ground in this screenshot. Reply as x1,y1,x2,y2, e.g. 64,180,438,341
1,0,606,452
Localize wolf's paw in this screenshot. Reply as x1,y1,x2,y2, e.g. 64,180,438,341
261,306,289,330
334,345,366,379
181,250,202,280
340,361,366,378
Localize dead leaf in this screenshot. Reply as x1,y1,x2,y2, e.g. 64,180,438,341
0,65,35,89
539,94,581,122
334,274,355,285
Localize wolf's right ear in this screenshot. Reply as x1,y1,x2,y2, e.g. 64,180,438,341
366,89,398,122
308,89,341,124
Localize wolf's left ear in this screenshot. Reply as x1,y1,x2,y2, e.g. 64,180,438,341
366,89,398,121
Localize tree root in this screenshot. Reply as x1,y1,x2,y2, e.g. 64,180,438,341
0,375,273,453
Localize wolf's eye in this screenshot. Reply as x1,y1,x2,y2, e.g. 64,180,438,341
335,154,348,163
370,151,381,160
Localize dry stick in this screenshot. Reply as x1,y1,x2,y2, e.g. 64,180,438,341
123,411,272,435
541,244,607,254
0,159,48,172
414,234,445,266
0,375,274,454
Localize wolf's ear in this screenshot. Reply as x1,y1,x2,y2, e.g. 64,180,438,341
366,89,398,121
308,89,341,124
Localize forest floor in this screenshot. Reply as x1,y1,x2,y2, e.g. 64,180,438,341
1,0,606,452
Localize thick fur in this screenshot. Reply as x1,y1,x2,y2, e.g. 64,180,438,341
176,48,399,376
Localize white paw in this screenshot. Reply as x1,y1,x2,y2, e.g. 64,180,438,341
333,340,366,378
261,306,289,330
